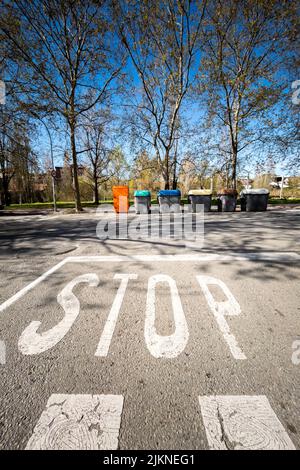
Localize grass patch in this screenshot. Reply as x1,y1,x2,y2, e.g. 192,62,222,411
2,196,300,211
3,201,113,210
268,197,300,204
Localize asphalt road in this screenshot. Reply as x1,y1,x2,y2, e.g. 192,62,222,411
0,207,299,450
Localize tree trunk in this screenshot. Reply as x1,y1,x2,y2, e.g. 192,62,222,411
172,159,177,189
69,119,82,212
231,145,238,190
164,151,170,189
2,176,10,206
94,169,99,205
230,103,239,191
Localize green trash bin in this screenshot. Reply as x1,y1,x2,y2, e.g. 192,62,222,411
188,189,212,212
134,190,151,214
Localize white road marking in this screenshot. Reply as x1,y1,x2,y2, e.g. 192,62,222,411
25,394,123,450
0,252,298,315
18,273,99,355
66,252,300,263
197,275,246,360
95,273,138,357
0,340,5,365
199,395,296,450
144,274,189,358
0,258,68,314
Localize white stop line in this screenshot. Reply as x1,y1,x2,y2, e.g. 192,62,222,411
1,253,298,314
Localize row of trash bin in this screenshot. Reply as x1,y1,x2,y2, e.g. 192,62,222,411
112,186,270,213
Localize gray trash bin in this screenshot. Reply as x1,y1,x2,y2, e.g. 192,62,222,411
217,190,237,212
158,189,181,213
134,190,151,214
188,189,212,212
240,188,269,212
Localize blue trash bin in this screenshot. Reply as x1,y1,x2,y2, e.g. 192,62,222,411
157,189,181,213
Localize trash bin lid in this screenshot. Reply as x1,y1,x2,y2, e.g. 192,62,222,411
113,186,129,194
188,189,212,196
134,190,151,197
158,189,181,196
217,189,238,196
240,188,269,196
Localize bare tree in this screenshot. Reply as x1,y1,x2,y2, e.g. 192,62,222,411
0,55,36,206
114,0,207,189
1,0,122,210
81,110,116,205
200,0,295,189
0,112,37,205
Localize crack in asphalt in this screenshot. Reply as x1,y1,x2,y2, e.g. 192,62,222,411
48,399,67,408
88,422,103,439
217,406,242,450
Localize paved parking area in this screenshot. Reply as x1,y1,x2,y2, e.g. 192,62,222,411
0,209,299,450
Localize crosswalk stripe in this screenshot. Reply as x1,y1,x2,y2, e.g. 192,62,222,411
25,394,124,450
199,395,296,450
25,393,297,450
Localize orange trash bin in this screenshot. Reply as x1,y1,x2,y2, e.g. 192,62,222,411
113,186,129,213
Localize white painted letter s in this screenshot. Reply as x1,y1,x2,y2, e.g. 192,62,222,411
18,273,99,355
